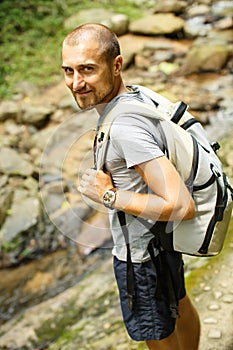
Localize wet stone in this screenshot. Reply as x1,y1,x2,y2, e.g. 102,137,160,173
208,329,222,339
214,291,223,300
203,286,211,291
208,303,220,311
222,295,233,303
204,317,218,324
220,282,228,288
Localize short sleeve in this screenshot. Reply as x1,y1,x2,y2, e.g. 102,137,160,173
110,115,164,168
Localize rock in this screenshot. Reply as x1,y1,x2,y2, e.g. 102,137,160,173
186,4,210,17
0,147,34,177
23,126,57,151
0,257,117,349
19,103,55,128
214,16,233,30
184,16,213,37
14,81,39,99
0,189,46,267
23,271,55,293
211,1,233,17
0,100,19,122
4,120,23,136
204,317,218,324
64,9,129,36
135,49,175,69
50,204,91,243
0,187,13,226
157,62,179,75
0,193,40,243
222,295,233,303
22,177,38,195
129,14,184,36
77,211,112,256
208,303,220,311
103,14,129,37
181,38,231,74
40,190,65,215
153,0,187,14
214,291,223,299
187,92,221,112
207,29,233,44
0,174,8,188
208,329,222,339
119,34,154,69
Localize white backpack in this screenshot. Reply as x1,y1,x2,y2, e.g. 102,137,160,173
95,86,233,257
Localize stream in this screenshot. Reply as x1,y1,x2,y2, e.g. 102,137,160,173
0,245,113,325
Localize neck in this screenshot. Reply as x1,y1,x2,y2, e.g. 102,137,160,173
96,80,130,114
117,81,131,95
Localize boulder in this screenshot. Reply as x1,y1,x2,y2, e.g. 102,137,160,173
14,81,39,99
181,39,231,74
211,1,233,17
119,34,155,69
19,103,55,128
50,204,91,243
153,0,187,14
0,192,40,243
184,16,213,37
103,14,129,36
0,100,19,122
0,187,13,227
0,147,34,177
64,9,129,36
186,4,210,17
129,14,184,36
214,16,233,30
4,120,23,136
23,126,57,152
77,211,112,256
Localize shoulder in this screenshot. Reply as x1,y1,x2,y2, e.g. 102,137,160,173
111,114,156,136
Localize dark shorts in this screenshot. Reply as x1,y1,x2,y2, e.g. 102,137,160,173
113,251,186,341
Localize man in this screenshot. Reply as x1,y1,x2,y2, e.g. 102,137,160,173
62,23,200,350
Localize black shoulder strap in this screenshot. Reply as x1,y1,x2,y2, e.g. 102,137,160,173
170,101,188,124
117,211,179,318
116,210,135,311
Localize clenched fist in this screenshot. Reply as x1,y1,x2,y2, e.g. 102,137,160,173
78,168,113,203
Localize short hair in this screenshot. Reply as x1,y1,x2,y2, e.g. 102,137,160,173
63,23,121,62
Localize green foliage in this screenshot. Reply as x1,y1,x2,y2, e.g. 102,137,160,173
0,0,146,100
2,239,20,253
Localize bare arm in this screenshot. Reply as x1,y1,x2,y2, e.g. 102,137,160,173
78,155,195,222
115,156,195,221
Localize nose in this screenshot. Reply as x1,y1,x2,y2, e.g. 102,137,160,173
72,71,85,91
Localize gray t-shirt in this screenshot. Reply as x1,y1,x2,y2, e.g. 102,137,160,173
102,86,165,263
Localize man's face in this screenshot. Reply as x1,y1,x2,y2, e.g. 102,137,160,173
62,41,117,110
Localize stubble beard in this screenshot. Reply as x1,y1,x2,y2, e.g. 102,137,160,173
73,82,115,111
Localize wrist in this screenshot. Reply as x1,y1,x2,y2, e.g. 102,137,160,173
102,187,117,209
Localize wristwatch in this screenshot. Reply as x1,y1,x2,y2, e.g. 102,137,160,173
102,188,117,209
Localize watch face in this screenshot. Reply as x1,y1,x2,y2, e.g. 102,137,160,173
103,189,116,208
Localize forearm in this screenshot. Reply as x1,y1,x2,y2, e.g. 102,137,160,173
112,188,195,222
77,166,195,222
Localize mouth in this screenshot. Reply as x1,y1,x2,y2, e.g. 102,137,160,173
74,90,92,96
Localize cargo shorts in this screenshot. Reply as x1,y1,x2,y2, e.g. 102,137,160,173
113,251,186,341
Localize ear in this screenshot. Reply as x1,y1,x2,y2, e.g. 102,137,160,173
114,55,123,76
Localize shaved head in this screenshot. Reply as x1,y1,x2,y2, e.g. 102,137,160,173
63,23,121,63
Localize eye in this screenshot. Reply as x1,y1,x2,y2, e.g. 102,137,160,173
83,66,94,73
63,67,73,75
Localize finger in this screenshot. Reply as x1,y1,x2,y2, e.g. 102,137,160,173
86,168,97,176
82,173,90,182
78,183,87,193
